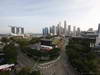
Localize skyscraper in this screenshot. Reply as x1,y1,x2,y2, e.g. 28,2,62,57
21,27,24,34
73,26,76,36
50,27,52,34
42,28,45,35
68,25,71,36
52,25,56,35
42,27,49,36
50,25,56,35
56,23,60,36
96,24,100,45
16,27,20,34
9,26,24,36
76,27,80,36
98,24,100,35
58,22,62,35
11,27,16,34
64,20,67,36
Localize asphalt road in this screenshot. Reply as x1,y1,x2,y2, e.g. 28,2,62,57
15,38,78,75
60,37,79,75
39,37,78,75
16,49,35,71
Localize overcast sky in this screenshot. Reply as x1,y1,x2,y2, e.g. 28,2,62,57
0,0,100,33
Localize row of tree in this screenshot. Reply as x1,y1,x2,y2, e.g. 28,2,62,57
66,38,99,74
0,37,42,63
1,37,41,46
0,37,18,64
3,42,17,64
21,46,60,62
0,37,42,75
16,67,41,75
0,69,41,75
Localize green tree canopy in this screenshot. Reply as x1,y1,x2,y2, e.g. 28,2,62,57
3,42,17,63
29,37,41,44
66,38,97,74
0,71,10,75
1,37,9,44
17,67,41,75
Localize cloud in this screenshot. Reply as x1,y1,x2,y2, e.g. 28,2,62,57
0,0,100,33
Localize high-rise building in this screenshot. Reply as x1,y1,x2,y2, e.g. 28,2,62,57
58,22,62,35
42,28,45,35
61,26,64,35
9,26,24,36
88,28,93,32
50,27,52,34
96,24,100,45
16,27,20,34
57,22,64,36
53,25,56,35
11,27,16,34
68,25,71,36
64,20,67,36
21,28,24,34
73,26,76,36
46,27,49,35
42,27,49,36
56,23,60,36
50,25,56,35
76,27,80,36
98,24,100,35
95,24,100,46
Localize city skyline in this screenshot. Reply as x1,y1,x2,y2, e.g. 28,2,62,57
0,0,100,33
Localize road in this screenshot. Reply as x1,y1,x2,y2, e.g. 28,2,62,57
58,37,78,75
15,37,78,75
38,37,78,75
16,49,35,71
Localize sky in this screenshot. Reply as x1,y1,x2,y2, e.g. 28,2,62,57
0,0,100,33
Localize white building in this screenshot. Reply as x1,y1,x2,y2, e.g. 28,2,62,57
9,26,24,36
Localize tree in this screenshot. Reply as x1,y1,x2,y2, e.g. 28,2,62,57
1,37,9,44
16,38,29,47
30,71,41,75
17,67,41,75
16,38,30,53
0,71,10,75
3,42,17,63
66,38,97,74
29,37,41,44
17,67,30,75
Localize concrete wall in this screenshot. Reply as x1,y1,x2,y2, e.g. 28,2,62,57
38,56,61,75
